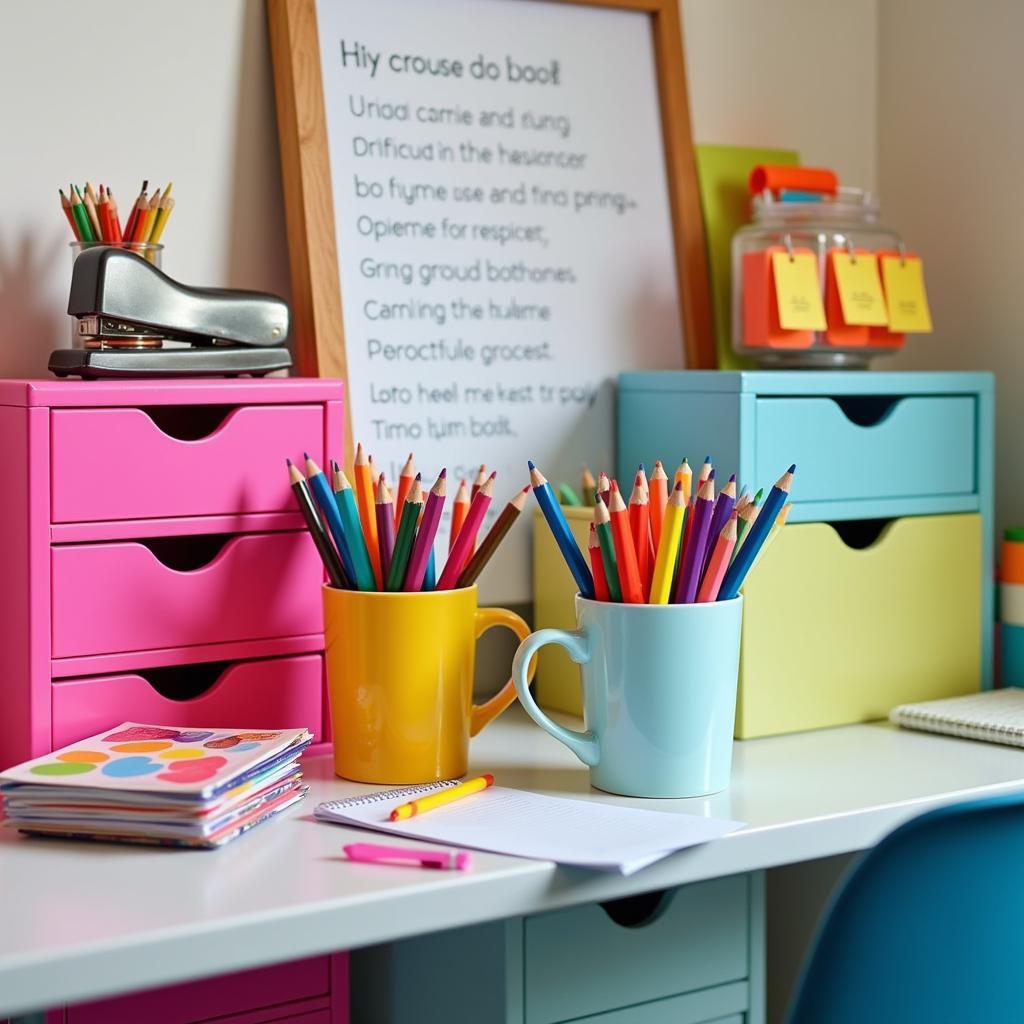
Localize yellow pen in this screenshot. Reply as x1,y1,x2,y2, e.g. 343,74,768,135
390,774,494,821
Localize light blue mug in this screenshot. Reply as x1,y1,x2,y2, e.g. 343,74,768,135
512,595,743,798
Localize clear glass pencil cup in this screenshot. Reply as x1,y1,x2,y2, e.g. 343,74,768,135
69,241,163,348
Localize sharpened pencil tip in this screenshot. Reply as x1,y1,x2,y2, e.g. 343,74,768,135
704,455,711,463
638,463,645,472
527,460,536,470
285,458,293,466
303,452,310,460
788,464,796,473
439,468,447,477
728,473,736,482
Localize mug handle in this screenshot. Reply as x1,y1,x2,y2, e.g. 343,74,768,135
470,607,534,737
511,629,600,767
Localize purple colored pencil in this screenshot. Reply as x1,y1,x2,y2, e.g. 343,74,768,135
701,473,737,580
375,477,396,584
403,468,446,591
673,476,714,603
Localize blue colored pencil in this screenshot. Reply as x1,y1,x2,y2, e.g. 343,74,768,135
305,456,358,586
529,461,595,598
673,475,714,603
717,465,795,600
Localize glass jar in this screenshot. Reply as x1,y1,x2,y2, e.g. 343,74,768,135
731,188,904,367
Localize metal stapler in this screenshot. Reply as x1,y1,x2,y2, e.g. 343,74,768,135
51,246,293,378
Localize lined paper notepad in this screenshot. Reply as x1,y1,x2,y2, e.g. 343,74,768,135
891,689,1024,748
315,784,743,875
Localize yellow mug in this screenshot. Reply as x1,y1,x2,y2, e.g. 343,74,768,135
323,585,533,784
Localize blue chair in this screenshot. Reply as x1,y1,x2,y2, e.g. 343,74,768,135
787,791,1024,1023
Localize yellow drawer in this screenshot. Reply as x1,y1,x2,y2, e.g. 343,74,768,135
737,513,983,738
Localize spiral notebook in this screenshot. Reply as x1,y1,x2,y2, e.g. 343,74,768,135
315,782,743,875
890,689,1024,748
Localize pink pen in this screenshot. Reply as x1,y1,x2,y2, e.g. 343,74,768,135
343,842,472,871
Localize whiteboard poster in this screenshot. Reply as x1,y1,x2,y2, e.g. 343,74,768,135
315,0,684,603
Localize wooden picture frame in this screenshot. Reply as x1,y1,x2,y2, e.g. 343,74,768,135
267,0,715,387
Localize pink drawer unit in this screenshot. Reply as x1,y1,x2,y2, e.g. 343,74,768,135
50,403,326,523
51,531,324,659
51,654,326,747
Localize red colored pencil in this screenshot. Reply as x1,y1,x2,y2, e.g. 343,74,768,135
438,473,494,589
588,523,610,601
628,473,653,601
649,460,669,550
597,471,611,507
607,481,643,604
394,453,416,524
58,189,79,237
470,464,488,500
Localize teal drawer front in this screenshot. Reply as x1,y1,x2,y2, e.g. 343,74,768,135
525,876,748,1024
754,395,975,505
557,981,747,1022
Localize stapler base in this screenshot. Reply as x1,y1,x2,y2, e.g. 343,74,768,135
49,347,293,379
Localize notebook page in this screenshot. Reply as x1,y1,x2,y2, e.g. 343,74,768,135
316,786,743,874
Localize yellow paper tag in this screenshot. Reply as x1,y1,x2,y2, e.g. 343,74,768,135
832,252,889,326
881,256,933,333
771,251,826,331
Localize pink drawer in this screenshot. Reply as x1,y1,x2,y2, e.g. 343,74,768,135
50,404,325,522
64,954,332,1024
52,532,323,659
51,653,325,747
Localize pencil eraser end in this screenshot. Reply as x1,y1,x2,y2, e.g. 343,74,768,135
454,852,472,871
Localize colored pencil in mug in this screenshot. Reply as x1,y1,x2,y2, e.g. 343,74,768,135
734,487,763,558
558,482,583,507
581,464,597,507
304,455,358,587
650,480,685,604
718,466,795,600
471,464,488,500
694,456,713,498
649,460,669,549
331,464,377,591
58,188,78,237
449,478,469,553
286,460,347,589
697,512,738,602
702,474,737,579
588,524,611,601
69,186,94,242
387,476,423,591
674,458,692,506
375,475,396,584
456,485,529,589
121,179,147,242
607,481,643,604
404,469,446,592
628,471,653,601
438,473,494,589
748,502,793,576
673,475,715,604
81,182,103,242
597,471,611,507
354,444,383,588
592,494,622,602
394,453,417,523
106,187,123,242
529,462,595,599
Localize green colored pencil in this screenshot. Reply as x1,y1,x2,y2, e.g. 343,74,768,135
332,466,377,590
387,477,423,591
593,496,622,602
558,483,583,507
734,487,763,559
69,186,94,242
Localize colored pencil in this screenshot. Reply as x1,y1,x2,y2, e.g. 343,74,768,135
593,495,622,602
589,524,610,601
353,444,382,588
457,485,529,588
404,469,446,591
331,465,377,591
697,512,738,602
471,464,488,500
628,472,653,600
58,189,79,238
702,474,737,578
387,477,423,591
304,455,358,587
607,481,643,604
558,483,583,507
122,180,147,242
529,462,595,599
581,465,597,507
694,456,713,498
375,475,396,584
673,476,715,604
394,453,417,523
649,460,669,549
82,183,103,241
424,546,437,590
650,481,685,604
287,460,347,589
106,187,123,242
449,479,469,553
438,473,494,590
718,466,795,600
748,503,793,576
68,186,94,242
597,471,611,507
734,487,763,557
148,195,174,245
674,458,692,505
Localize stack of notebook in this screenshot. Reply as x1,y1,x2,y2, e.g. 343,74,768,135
0,723,312,848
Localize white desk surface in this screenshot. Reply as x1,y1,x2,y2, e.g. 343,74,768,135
3,706,1024,1016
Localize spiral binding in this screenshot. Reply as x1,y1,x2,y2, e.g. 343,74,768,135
319,779,460,812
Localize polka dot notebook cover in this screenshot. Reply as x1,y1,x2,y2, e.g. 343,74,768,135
0,723,313,848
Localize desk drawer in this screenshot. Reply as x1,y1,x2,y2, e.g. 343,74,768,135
524,876,748,1024
51,653,324,747
50,404,324,523
754,395,975,506
52,532,323,658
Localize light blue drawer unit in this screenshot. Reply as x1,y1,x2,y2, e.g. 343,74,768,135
350,873,765,1024
617,371,995,688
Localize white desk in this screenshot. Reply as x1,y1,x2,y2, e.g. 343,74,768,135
3,706,1024,1017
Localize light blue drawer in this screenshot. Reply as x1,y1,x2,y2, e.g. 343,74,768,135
561,981,747,1022
524,876,749,1024
754,395,975,506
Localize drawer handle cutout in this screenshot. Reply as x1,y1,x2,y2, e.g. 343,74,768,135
829,518,894,550
831,395,902,427
138,534,235,571
599,889,672,929
139,404,237,441
135,660,233,701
